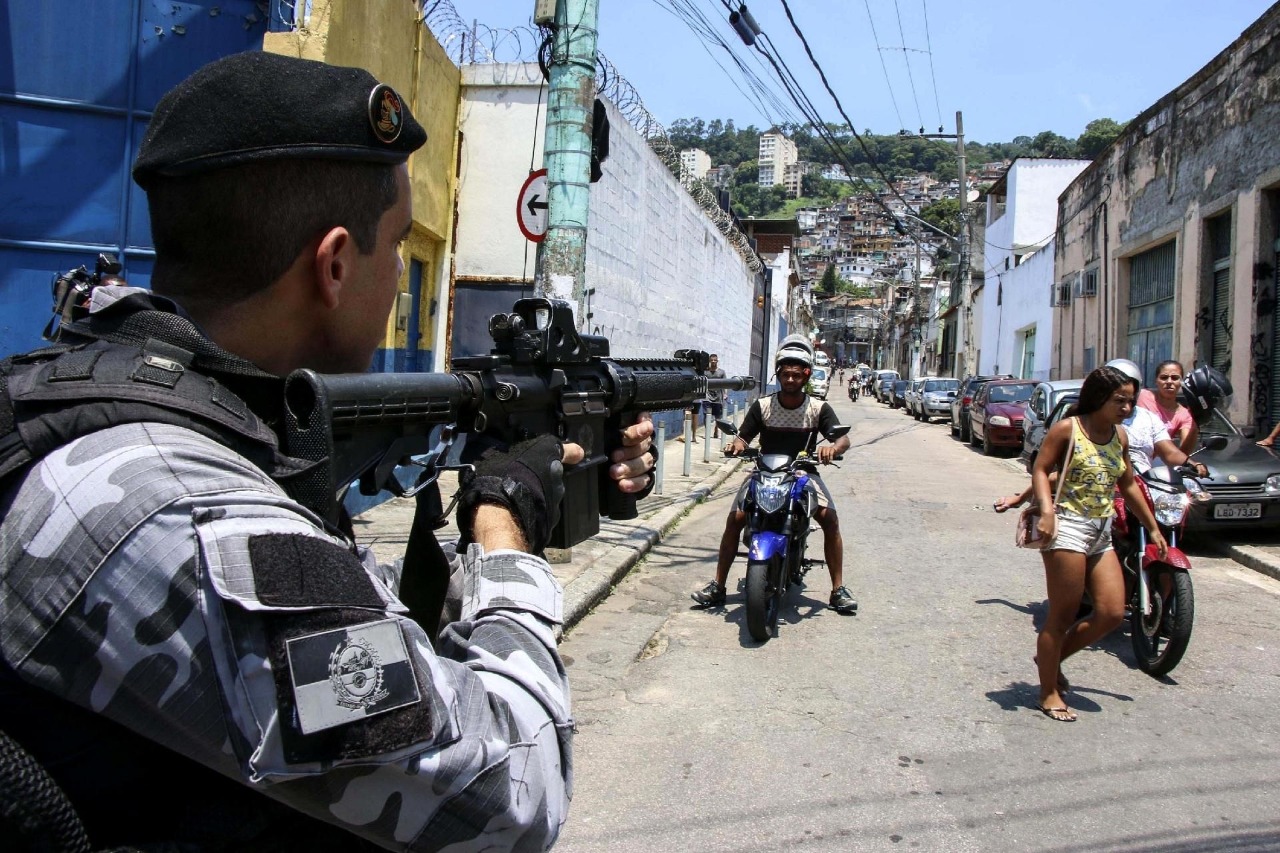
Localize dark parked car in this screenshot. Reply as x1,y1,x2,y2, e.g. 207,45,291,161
970,379,1037,455
1020,379,1085,471
1185,408,1280,531
891,379,909,409
950,374,1011,442
874,369,900,403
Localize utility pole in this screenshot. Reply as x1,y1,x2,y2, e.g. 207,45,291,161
898,113,967,376
536,0,599,320
954,111,970,378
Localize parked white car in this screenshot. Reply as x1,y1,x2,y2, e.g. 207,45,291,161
808,365,830,400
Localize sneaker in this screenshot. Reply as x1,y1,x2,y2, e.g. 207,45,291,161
691,581,726,607
829,586,858,614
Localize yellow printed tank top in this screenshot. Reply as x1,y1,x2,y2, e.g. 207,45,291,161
1056,417,1126,519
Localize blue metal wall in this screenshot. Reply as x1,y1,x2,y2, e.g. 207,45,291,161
0,2,265,357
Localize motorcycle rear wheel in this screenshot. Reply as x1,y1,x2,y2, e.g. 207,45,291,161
1130,567,1194,677
745,556,782,642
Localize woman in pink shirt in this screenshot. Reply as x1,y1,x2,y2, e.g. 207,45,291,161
1138,360,1198,454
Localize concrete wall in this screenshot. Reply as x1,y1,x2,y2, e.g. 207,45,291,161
1054,4,1280,428
454,64,760,431
265,0,460,373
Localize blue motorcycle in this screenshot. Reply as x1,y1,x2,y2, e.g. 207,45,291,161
719,421,850,641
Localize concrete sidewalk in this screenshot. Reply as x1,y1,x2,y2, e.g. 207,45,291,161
353,427,744,633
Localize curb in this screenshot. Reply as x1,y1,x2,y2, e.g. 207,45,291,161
559,456,745,634
1214,542,1280,584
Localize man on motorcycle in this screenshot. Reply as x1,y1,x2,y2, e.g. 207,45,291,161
691,336,858,614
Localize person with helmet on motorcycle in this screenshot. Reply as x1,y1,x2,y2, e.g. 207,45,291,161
690,335,858,614
1104,358,1208,478
995,358,1208,512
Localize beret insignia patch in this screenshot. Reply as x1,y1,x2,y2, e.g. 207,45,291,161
369,84,404,144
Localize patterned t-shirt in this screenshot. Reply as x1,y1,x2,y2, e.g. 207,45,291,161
738,393,839,458
1056,416,1127,519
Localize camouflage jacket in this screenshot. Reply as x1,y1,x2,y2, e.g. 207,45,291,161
0,421,572,851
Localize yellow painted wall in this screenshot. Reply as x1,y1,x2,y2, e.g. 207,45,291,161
265,0,460,360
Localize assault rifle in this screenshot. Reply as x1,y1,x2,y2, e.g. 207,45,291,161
283,297,755,549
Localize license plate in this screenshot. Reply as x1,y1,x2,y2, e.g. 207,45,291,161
1214,502,1262,520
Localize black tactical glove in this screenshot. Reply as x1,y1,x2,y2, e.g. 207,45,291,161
457,435,565,553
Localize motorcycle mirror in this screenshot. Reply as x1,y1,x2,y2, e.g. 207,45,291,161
1198,434,1229,452
827,424,851,440
716,419,738,436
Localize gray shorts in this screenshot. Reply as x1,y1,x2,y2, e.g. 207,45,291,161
732,473,833,515
1047,511,1113,557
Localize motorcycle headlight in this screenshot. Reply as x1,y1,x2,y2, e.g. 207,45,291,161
1184,478,1211,503
754,477,790,514
1266,475,1280,495
1152,491,1189,526
989,415,1011,427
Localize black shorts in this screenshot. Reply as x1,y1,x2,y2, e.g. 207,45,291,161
694,401,724,419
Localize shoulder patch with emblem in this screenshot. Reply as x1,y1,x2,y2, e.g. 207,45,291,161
285,618,421,735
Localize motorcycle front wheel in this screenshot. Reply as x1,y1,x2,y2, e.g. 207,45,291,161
745,556,783,642
1130,567,1194,677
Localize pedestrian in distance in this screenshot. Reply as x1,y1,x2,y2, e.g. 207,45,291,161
1024,365,1167,722
678,353,726,442
0,51,655,851
690,335,858,615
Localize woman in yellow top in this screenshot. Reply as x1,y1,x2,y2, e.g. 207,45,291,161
1030,366,1168,722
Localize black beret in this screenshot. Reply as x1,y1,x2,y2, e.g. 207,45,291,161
133,51,427,189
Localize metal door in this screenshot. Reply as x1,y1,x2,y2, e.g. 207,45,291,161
0,2,264,357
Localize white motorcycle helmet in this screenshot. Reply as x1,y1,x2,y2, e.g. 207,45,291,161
774,335,814,372
1104,357,1143,388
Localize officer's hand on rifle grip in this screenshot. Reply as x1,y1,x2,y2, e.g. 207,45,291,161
457,435,579,553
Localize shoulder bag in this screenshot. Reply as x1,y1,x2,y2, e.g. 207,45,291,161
1016,417,1077,550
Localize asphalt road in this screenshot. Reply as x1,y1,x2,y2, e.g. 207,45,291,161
554,388,1280,852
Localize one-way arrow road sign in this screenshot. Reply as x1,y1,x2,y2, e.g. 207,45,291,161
517,168,549,242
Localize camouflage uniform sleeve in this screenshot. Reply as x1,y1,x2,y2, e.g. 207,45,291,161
0,423,570,852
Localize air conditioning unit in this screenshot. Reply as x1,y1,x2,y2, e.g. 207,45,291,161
1054,280,1073,307
1080,269,1099,297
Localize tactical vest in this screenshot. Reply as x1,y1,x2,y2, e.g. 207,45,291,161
0,294,348,851
0,294,314,506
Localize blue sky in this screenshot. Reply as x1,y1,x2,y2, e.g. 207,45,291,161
449,1,1274,144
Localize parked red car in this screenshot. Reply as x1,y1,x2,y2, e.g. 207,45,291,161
969,379,1037,456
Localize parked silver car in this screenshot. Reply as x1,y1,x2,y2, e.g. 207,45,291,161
904,377,927,417
1020,378,1085,471
917,377,959,422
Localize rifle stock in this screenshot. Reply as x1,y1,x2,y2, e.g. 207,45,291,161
283,298,754,549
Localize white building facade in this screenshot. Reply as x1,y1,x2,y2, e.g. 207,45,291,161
979,158,1091,379
679,148,711,184
758,127,797,187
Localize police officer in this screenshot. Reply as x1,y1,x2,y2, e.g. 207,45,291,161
0,52,653,851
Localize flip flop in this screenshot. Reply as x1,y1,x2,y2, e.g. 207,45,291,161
1038,705,1077,723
